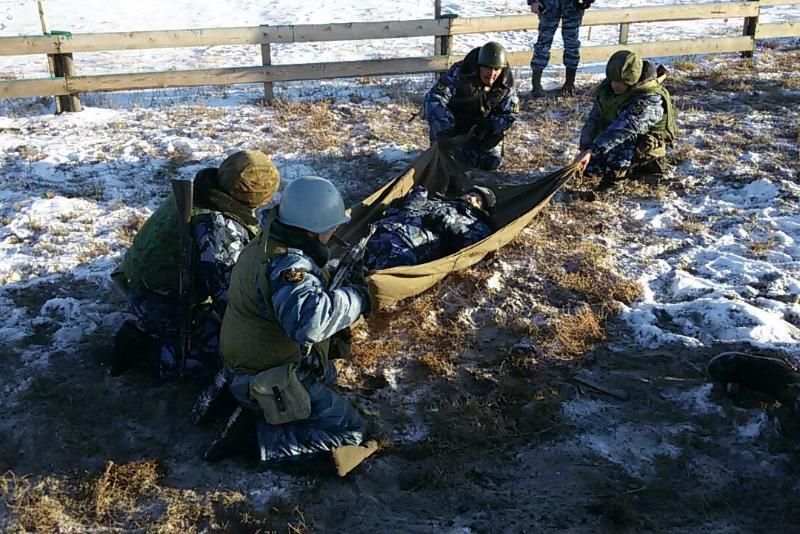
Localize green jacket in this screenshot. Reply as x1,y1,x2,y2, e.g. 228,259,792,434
115,194,259,297
592,76,677,146
220,226,332,374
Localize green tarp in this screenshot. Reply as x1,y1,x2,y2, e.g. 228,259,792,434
332,143,579,309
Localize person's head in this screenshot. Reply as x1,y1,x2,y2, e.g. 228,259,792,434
277,176,350,244
461,185,497,213
477,41,507,87
605,50,642,95
217,150,280,209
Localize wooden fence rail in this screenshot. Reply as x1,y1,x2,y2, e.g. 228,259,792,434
0,0,798,103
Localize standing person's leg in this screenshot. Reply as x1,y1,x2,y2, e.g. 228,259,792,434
530,0,560,98
560,0,584,96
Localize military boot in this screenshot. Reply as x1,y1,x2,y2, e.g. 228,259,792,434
596,169,627,193
530,68,546,99
108,320,158,377
708,352,800,410
632,157,670,186
560,67,577,97
203,406,256,462
191,369,237,426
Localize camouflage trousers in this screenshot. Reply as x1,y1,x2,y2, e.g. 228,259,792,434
226,354,366,465
364,232,420,271
451,138,503,171
127,291,222,380
587,135,669,177
532,0,585,70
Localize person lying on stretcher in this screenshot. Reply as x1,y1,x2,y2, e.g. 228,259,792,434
363,185,496,271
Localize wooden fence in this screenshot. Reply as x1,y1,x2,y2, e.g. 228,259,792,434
1,0,798,107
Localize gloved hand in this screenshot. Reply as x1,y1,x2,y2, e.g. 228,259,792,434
636,134,661,157
347,263,373,317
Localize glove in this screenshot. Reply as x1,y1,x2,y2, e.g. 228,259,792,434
346,264,373,317
636,134,661,157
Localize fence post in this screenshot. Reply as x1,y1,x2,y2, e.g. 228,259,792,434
261,40,274,104
434,0,442,55
742,0,759,58
36,0,60,111
50,30,81,113
434,0,457,73
618,23,630,45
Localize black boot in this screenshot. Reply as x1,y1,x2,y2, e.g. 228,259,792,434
632,157,670,186
530,68,546,99
109,320,157,377
191,369,237,426
596,169,626,193
203,406,256,463
708,352,800,407
560,67,577,97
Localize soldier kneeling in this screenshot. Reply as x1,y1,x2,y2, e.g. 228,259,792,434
110,150,280,379
424,41,519,171
206,176,377,475
573,50,677,193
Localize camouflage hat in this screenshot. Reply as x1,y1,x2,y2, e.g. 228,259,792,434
217,150,280,209
467,185,497,211
605,50,642,85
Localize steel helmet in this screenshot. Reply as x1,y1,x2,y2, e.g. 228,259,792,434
477,41,507,69
278,176,350,233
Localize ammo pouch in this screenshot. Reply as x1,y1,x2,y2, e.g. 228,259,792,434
249,364,311,425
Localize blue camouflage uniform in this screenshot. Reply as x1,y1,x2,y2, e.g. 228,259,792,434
424,47,518,170
364,185,493,271
126,211,255,379
531,0,585,71
222,221,369,464
580,61,671,176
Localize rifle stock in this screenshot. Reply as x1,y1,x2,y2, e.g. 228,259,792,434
172,178,194,379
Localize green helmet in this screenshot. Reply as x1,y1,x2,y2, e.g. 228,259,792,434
218,149,280,209
278,176,350,233
477,41,507,69
605,50,642,85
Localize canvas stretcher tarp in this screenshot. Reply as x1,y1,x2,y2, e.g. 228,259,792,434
332,143,579,309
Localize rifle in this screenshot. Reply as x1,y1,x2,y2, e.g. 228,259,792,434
172,178,194,379
328,226,376,291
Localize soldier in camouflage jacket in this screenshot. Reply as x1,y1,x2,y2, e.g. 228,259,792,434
364,185,496,271
424,42,519,170
110,150,280,380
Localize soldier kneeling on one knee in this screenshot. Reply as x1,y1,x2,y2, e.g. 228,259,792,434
573,50,677,193
206,176,377,475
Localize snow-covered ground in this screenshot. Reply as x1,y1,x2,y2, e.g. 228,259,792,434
1,0,800,530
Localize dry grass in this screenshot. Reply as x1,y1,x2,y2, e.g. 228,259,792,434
118,211,148,245
749,234,775,259
77,241,111,263
553,305,607,358
0,460,281,532
26,217,44,232
671,59,701,72
272,99,341,151
675,215,706,235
